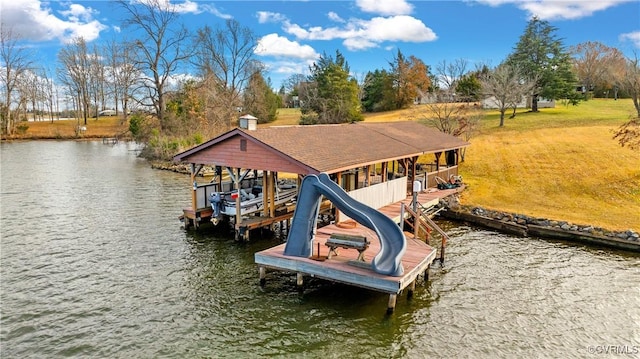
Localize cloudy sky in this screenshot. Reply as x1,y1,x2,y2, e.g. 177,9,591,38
1,0,639,88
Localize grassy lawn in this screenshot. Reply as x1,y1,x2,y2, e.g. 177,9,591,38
274,99,640,231
462,98,639,231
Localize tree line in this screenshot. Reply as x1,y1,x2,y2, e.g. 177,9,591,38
2,0,639,156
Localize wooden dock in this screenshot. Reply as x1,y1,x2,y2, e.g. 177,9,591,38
255,186,463,313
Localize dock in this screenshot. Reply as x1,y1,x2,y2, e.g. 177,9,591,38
255,186,463,313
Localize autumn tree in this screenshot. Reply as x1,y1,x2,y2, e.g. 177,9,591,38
300,50,362,124
1,25,34,135
389,50,431,109
507,17,580,111
117,0,192,129
571,41,626,100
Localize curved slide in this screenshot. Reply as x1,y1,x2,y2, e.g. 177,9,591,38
283,173,406,276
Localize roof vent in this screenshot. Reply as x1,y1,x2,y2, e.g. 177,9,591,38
238,114,258,130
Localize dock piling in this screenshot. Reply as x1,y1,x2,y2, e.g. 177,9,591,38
387,294,397,314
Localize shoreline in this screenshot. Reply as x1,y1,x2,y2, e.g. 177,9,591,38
439,204,639,253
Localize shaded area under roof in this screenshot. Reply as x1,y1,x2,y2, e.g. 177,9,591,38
173,121,469,174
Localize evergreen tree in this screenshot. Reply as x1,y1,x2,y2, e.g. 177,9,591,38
507,17,580,111
300,50,362,124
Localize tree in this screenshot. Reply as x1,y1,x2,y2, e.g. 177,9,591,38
105,38,140,123
571,41,626,100
612,54,640,150
435,59,468,93
481,62,537,126
301,50,362,124
243,71,279,123
389,50,431,109
612,54,640,117
507,17,580,111
1,25,33,135
361,69,395,112
117,0,192,129
57,37,91,125
456,72,482,103
194,19,261,130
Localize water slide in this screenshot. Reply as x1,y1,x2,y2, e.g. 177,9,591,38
283,173,406,277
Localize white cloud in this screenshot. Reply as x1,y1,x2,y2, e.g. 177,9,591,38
0,0,107,43
327,11,345,23
255,33,320,60
620,31,640,48
257,11,288,24
281,15,437,51
356,0,414,16
474,0,633,20
200,4,233,19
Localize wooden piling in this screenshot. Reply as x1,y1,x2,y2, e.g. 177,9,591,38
259,266,266,287
387,294,397,314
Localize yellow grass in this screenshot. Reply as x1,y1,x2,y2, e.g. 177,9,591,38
462,99,640,231
273,99,640,231
6,117,129,139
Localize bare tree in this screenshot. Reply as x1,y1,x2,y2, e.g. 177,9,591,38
481,62,537,126
117,0,192,129
194,19,261,130
435,59,468,93
571,41,626,100
57,37,91,125
612,53,640,150
613,54,640,117
1,25,34,135
105,38,140,123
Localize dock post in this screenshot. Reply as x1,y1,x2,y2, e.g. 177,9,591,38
296,272,304,288
387,294,397,314
424,264,430,283
259,266,266,287
407,280,416,299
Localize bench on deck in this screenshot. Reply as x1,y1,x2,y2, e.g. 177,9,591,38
325,233,370,261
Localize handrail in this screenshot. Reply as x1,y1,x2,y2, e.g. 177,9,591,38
402,202,448,264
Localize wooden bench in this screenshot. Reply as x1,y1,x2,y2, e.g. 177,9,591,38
325,233,370,261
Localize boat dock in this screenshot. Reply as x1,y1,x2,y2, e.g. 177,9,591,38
255,186,463,313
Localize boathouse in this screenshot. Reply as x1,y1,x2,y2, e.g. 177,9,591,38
173,120,469,235
173,119,469,312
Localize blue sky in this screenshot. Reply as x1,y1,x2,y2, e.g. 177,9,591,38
2,0,639,89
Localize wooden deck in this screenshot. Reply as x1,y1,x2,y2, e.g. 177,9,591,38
254,186,463,312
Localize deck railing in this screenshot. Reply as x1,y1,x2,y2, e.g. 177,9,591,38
414,165,459,189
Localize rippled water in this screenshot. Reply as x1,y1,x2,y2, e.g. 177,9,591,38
1,141,639,358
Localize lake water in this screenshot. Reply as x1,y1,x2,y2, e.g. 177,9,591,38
1,141,639,358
